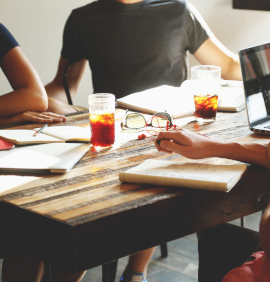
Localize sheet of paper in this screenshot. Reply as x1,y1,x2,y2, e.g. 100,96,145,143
0,175,40,196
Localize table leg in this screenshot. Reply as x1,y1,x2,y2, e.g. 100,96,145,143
102,260,118,282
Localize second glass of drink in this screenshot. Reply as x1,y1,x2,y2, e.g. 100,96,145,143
191,65,221,123
88,93,115,147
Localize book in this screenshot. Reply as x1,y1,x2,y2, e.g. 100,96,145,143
117,85,195,119
0,126,91,145
116,81,245,118
119,159,247,192
0,138,15,150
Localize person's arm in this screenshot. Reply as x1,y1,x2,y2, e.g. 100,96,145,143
45,57,87,114
194,37,242,81
155,129,269,168
0,46,48,117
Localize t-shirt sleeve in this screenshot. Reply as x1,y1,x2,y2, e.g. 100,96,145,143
61,13,85,61
0,23,19,66
183,3,213,54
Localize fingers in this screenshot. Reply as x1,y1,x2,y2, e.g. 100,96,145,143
159,139,184,154
21,112,66,123
155,129,186,151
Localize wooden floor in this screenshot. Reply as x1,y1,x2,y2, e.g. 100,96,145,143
81,212,261,282
0,212,261,282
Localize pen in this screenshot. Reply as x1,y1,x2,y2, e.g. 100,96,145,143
33,124,48,137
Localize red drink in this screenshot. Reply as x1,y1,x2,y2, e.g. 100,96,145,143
89,113,115,147
194,94,218,120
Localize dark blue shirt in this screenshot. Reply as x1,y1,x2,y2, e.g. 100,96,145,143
0,23,19,66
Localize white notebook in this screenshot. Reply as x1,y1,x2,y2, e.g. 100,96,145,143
119,159,247,192
0,143,90,173
0,126,91,145
116,80,245,118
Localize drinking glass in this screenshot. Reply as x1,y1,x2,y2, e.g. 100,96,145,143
88,93,115,147
191,65,221,123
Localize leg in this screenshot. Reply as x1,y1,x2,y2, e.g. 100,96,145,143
198,223,260,282
2,251,44,282
121,247,155,281
51,267,86,282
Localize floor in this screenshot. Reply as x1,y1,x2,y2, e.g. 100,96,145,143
0,212,261,282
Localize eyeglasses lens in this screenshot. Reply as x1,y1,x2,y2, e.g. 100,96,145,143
151,112,172,127
126,113,146,129
151,116,169,127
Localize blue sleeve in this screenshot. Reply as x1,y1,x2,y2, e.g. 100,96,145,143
0,23,19,66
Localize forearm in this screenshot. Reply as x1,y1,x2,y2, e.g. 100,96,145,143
213,141,269,168
220,56,242,81
0,87,47,117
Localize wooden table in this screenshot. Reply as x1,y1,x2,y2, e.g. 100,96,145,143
0,109,269,275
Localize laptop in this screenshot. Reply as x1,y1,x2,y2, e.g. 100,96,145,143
239,43,270,135
0,143,90,173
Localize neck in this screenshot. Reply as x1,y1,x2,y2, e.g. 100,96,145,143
115,0,143,4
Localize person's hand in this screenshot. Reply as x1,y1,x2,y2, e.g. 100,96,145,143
1,111,66,125
155,129,217,159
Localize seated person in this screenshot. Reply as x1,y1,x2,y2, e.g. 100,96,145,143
0,23,66,125
0,22,87,282
155,129,270,281
46,0,242,115
45,1,242,279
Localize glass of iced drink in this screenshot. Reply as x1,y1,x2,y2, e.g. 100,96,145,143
191,65,221,123
88,93,115,147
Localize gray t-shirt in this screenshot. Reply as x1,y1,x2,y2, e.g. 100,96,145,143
61,0,210,98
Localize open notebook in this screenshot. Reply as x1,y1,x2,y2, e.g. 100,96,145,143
0,143,90,173
0,126,91,145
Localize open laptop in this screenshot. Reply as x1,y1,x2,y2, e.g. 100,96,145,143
0,143,90,173
239,43,270,135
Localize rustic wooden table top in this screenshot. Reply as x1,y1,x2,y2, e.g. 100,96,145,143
0,109,269,273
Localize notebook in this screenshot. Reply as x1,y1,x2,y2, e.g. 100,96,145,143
116,81,245,119
239,42,270,135
0,126,91,145
0,143,90,173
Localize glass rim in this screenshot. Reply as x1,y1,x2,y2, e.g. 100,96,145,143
191,65,221,72
88,93,115,104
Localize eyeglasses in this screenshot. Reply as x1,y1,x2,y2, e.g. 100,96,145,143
121,110,173,130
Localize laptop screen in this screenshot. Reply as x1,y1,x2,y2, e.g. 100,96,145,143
239,43,270,127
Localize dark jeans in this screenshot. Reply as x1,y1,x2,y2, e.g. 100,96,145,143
198,223,261,282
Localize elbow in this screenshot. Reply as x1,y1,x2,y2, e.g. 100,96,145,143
30,87,48,112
